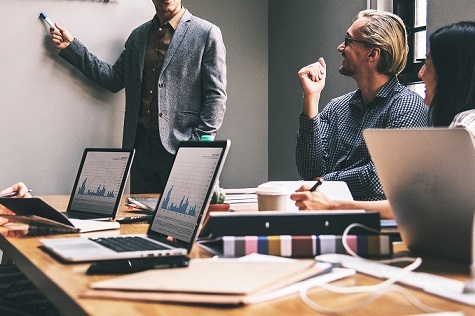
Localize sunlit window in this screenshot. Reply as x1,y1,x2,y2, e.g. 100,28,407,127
413,0,427,62
394,0,428,84
414,0,427,28
414,30,427,61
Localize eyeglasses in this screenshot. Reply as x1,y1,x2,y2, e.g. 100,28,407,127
344,35,372,47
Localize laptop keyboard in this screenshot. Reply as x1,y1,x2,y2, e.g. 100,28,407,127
64,212,104,220
90,237,169,252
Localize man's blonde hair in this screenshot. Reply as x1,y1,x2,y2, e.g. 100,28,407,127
357,9,408,76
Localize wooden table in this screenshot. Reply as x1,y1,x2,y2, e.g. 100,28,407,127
0,195,474,316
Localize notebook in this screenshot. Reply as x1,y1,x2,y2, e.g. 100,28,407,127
363,128,475,263
40,140,231,262
259,181,354,211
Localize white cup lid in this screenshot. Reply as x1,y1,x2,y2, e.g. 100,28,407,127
256,185,288,195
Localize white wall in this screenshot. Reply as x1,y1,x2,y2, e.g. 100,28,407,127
0,0,269,193
0,1,146,194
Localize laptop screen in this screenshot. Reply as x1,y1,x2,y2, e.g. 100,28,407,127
149,140,230,244
67,148,135,217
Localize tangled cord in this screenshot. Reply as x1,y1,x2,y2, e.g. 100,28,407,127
299,223,446,314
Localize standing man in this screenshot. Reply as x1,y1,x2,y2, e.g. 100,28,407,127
296,9,427,201
49,0,227,193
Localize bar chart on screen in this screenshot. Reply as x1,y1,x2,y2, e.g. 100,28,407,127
161,186,198,216
69,152,130,213
77,178,116,198
151,147,223,242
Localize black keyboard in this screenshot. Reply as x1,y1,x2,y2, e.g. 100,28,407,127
90,236,169,252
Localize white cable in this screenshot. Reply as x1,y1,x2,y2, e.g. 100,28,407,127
300,284,444,315
319,257,421,293
298,222,447,314
341,222,379,259
342,222,420,265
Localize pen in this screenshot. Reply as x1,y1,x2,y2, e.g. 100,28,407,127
126,197,154,211
0,189,32,198
116,215,153,224
309,179,323,192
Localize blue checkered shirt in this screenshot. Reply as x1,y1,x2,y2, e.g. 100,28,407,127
296,76,428,201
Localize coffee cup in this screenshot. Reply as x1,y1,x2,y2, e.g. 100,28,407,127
256,185,288,211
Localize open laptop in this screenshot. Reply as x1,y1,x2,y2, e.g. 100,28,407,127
363,128,475,263
62,148,135,220
0,148,135,221
40,140,231,262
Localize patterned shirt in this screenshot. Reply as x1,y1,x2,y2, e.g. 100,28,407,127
296,76,428,201
449,109,475,136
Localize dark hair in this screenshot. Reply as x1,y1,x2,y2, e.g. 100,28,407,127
429,21,475,126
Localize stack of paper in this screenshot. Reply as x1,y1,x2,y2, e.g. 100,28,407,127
223,188,257,204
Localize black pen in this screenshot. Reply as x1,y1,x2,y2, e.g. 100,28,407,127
309,179,323,192
0,189,32,198
116,215,153,224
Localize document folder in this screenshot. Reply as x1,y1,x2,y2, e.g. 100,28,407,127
198,234,392,258
198,211,381,239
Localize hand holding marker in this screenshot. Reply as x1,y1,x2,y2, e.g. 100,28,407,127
39,12,57,31
39,12,73,50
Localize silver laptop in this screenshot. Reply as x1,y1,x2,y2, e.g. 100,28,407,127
40,140,231,262
64,148,135,220
0,148,134,224
363,128,475,263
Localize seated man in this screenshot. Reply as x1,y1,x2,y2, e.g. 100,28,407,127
292,21,475,219
296,9,427,201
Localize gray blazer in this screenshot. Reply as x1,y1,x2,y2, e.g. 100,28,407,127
59,10,227,154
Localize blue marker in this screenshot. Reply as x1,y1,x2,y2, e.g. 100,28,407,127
39,12,56,30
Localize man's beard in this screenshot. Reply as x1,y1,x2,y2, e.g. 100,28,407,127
339,66,353,76
338,56,354,77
